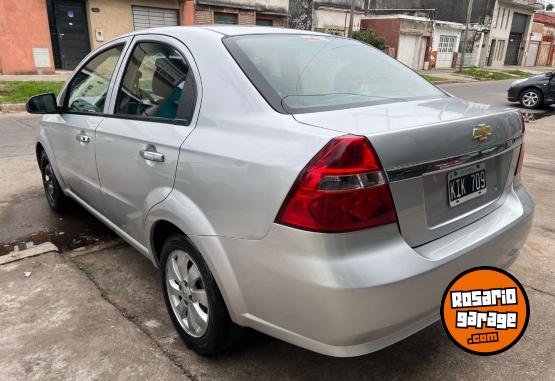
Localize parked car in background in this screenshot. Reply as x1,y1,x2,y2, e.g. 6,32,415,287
508,71,555,109
27,26,534,357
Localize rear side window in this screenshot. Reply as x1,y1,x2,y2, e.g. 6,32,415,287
224,35,446,114
115,42,195,123
65,45,124,113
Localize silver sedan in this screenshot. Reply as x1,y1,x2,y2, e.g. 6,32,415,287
27,26,534,357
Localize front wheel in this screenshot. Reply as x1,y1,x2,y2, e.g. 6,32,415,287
519,88,542,109
160,234,245,355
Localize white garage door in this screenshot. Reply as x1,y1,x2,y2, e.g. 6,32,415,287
132,6,179,31
437,35,457,68
397,34,425,70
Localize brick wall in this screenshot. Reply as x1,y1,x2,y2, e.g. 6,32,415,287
195,6,212,24
194,5,286,27
256,14,287,27
239,10,255,25
195,5,258,25
361,18,401,53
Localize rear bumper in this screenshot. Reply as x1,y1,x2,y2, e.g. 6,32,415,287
197,184,534,357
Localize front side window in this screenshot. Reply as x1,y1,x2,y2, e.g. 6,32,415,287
66,45,124,113
115,42,192,121
224,35,446,114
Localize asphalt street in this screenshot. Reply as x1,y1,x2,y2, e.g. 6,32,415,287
0,81,554,380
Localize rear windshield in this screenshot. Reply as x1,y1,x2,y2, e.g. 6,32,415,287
223,34,446,114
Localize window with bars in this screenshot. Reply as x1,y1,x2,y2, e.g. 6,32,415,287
438,36,456,53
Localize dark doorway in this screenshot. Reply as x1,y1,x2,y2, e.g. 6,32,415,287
505,33,522,65
487,39,496,67
505,12,529,66
46,0,91,70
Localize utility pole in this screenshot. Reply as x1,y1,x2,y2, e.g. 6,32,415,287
347,0,356,38
459,0,474,70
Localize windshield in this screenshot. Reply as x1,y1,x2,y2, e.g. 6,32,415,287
224,34,446,114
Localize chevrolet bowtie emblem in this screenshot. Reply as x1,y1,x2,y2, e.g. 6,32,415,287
473,124,493,141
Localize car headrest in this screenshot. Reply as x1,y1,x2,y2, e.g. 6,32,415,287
151,57,188,98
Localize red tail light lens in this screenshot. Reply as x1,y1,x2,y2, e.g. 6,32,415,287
276,135,397,233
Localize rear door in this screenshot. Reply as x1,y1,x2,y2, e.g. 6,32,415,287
44,38,129,210
95,35,200,245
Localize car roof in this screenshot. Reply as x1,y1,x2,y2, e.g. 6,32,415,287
124,25,327,38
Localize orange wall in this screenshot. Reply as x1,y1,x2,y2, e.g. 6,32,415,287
0,0,55,74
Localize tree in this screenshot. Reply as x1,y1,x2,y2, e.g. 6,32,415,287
351,29,386,51
547,3,554,11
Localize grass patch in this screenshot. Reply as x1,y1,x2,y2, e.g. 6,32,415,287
456,67,514,80
500,69,534,78
0,81,65,104
421,74,447,83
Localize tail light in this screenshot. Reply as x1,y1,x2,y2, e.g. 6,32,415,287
515,112,526,178
276,135,397,233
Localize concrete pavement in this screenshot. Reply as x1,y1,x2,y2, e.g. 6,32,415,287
1,84,554,379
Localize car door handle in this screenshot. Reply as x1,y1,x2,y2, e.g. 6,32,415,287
76,134,90,143
140,147,164,163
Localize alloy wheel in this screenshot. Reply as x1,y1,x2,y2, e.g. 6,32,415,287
165,250,209,337
522,91,539,108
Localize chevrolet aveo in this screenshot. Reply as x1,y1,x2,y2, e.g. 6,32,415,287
27,26,534,357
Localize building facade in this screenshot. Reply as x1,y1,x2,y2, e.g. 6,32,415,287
0,0,289,74
526,12,555,66
361,15,433,70
370,0,542,68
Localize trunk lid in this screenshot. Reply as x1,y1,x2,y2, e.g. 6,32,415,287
293,97,523,247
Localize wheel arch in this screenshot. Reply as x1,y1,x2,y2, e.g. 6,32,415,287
519,85,544,99
146,196,248,323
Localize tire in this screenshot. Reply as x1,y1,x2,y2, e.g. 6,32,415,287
519,88,543,109
39,151,69,213
160,234,245,355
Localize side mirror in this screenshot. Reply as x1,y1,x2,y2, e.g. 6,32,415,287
545,72,553,79
26,93,59,114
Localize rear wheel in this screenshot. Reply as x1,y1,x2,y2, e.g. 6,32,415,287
519,88,542,109
39,151,69,213
160,234,244,355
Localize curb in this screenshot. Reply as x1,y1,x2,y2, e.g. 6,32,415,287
0,103,26,113
0,242,59,265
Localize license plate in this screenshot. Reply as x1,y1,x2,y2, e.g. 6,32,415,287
447,163,487,207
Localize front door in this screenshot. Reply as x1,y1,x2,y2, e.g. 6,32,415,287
44,40,128,210
437,35,456,68
52,0,91,70
505,33,522,66
95,36,199,244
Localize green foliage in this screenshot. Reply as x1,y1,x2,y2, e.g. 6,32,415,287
351,29,386,50
0,81,65,104
421,74,446,83
457,67,513,80
456,67,534,81
501,70,534,78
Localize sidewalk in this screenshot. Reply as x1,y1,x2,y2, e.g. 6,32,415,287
418,65,553,84
0,71,71,82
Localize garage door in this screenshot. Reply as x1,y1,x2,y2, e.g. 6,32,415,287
132,6,178,31
525,41,539,66
398,34,425,70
